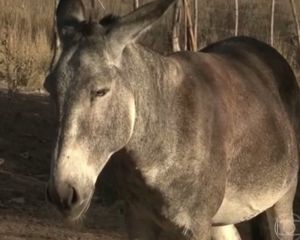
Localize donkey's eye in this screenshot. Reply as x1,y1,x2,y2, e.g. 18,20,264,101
92,88,110,98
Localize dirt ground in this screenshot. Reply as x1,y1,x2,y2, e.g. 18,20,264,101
0,88,300,240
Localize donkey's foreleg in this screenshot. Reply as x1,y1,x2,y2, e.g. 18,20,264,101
187,221,213,240
211,225,241,240
125,204,161,240
266,179,297,240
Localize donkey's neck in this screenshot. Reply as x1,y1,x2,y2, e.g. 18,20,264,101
121,44,182,166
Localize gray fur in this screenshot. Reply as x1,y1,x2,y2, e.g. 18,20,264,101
46,0,299,239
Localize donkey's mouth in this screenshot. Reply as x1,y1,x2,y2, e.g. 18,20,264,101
46,184,94,222
62,197,92,222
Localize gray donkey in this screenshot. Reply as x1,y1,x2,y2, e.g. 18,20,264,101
45,0,300,239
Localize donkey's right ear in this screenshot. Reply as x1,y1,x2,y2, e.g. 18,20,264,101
105,0,177,64
56,0,87,46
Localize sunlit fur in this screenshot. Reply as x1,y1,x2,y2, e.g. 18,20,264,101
46,1,300,239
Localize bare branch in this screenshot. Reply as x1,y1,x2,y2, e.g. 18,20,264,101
134,0,139,10
184,0,197,51
172,1,182,52
235,0,239,36
270,0,276,46
194,0,198,50
96,0,106,11
183,0,188,51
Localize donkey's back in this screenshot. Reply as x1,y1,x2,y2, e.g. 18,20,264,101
201,36,300,119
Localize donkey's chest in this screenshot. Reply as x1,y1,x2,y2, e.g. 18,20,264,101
131,155,225,227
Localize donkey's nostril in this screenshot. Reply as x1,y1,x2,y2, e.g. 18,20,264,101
70,186,79,205
62,185,80,210
47,182,81,211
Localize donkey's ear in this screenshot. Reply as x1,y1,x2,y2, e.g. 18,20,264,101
56,0,87,46
107,0,177,62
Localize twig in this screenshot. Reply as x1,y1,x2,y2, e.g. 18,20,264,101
183,0,188,51
184,0,197,51
172,1,182,52
270,0,276,46
194,0,198,50
235,0,239,36
96,0,106,11
134,0,139,10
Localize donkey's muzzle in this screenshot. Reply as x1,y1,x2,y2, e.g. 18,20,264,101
46,182,89,220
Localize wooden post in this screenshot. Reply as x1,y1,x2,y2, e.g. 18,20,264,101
235,0,239,36
290,0,300,49
270,0,276,46
172,1,182,52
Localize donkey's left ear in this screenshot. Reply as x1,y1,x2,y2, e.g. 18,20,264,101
56,0,87,46
106,0,177,62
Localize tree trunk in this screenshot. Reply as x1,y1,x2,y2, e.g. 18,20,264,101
235,0,239,36
172,1,182,52
270,0,276,46
290,0,300,49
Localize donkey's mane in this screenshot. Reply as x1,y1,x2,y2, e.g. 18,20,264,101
79,14,120,36
99,14,120,27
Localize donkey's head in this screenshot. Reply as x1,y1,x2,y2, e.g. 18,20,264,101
46,0,176,221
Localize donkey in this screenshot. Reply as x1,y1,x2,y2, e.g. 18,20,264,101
45,0,300,239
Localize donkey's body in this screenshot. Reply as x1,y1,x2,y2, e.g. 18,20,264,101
46,1,299,239
107,38,299,238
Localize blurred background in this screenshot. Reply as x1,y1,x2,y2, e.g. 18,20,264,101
0,0,299,90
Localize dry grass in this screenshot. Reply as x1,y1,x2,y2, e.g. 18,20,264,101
0,0,54,89
0,0,299,90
